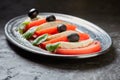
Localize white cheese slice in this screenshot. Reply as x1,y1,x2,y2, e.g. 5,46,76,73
57,38,93,49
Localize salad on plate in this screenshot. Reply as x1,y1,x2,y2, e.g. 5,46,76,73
18,8,101,55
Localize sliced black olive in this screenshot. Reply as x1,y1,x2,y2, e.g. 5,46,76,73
67,33,79,42
28,8,39,19
46,15,56,22
57,24,67,32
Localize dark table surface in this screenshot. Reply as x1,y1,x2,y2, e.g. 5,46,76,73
0,0,120,80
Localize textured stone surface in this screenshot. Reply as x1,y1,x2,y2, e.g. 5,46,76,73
0,0,120,80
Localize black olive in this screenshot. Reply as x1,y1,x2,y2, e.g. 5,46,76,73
57,24,67,32
46,15,56,22
28,8,39,19
67,33,79,42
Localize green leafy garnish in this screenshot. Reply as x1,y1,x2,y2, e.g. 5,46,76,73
19,21,30,34
46,43,60,52
32,34,48,45
22,27,37,39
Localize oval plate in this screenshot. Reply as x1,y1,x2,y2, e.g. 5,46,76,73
5,13,112,58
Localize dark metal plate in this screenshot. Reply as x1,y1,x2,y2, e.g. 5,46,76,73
4,13,112,58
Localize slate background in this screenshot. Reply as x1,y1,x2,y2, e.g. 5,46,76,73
0,0,120,80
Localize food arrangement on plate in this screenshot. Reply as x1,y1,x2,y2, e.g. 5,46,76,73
18,8,101,55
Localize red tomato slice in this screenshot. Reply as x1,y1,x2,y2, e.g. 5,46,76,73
40,36,68,48
41,32,90,48
55,41,101,55
35,24,76,36
25,19,46,31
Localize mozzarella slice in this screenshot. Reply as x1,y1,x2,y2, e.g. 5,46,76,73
37,21,70,30
57,39,93,49
47,30,79,40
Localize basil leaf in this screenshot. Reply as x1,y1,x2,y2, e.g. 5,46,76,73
22,27,37,39
46,43,60,52
32,34,48,45
19,21,30,34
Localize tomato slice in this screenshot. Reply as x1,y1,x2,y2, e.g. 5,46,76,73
35,24,76,36
40,36,68,48
41,32,90,48
25,19,46,31
55,41,101,55
35,26,58,36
